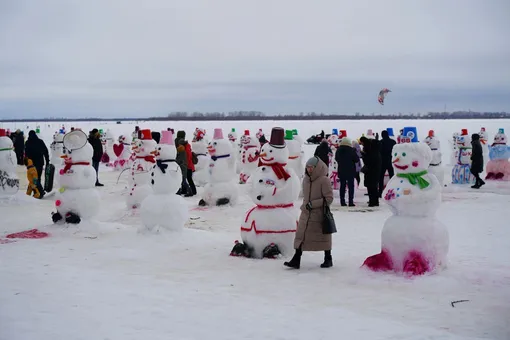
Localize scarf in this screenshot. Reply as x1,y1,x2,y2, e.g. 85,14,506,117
0,148,12,151
63,160,90,173
258,160,290,180
396,170,430,189
137,155,155,163
156,159,177,173
211,154,230,161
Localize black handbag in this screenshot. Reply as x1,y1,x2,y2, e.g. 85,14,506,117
322,198,337,234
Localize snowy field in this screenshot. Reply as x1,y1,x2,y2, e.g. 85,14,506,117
1,119,510,340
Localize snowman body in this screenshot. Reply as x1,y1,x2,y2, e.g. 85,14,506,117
102,129,115,164
126,139,157,209
486,131,510,180
364,143,449,275
191,139,210,186
0,136,20,197
287,137,304,196
56,143,100,219
449,132,459,166
113,135,134,171
479,129,489,165
241,143,299,258
228,131,240,174
201,139,238,206
452,135,475,184
424,136,444,187
141,144,188,231
50,133,65,166
239,136,260,184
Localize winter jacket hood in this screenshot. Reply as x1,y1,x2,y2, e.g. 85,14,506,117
307,157,328,181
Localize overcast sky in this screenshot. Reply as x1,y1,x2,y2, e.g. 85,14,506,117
1,0,509,118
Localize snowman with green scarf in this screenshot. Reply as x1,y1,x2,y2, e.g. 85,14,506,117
363,142,449,276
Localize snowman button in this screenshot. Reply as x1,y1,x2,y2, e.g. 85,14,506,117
259,179,263,183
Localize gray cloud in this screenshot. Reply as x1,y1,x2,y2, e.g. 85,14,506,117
1,0,510,118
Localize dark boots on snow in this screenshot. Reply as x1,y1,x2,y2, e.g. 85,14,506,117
284,249,302,269
230,241,250,257
262,243,280,258
216,198,230,206
471,178,486,189
321,251,333,268
52,211,81,224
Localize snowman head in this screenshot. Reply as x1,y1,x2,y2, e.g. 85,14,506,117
207,129,232,156
0,136,13,150
392,143,432,174
227,128,237,142
327,134,339,147
425,137,440,150
156,144,176,160
259,127,288,164
493,129,507,145
478,128,488,141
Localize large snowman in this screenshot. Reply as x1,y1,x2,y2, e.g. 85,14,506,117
363,142,449,276
239,130,260,184
50,131,65,166
126,129,157,209
198,128,238,207
451,129,475,184
231,127,300,259
52,130,100,224
423,129,444,187
0,128,20,198
486,128,510,181
192,128,210,187
101,129,115,165
478,127,489,163
141,130,189,231
285,129,304,180
449,132,460,166
113,135,134,171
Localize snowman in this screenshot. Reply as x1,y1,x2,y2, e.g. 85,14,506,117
363,142,449,276
141,130,189,232
231,127,300,258
113,135,134,171
239,130,260,184
449,132,460,166
198,128,238,207
50,131,65,166
285,130,304,181
227,128,240,174
478,127,489,167
191,129,210,187
0,129,20,198
486,128,510,180
256,129,266,146
366,129,375,139
327,130,340,190
126,129,157,209
101,129,115,165
451,129,475,184
52,130,100,224
423,129,444,187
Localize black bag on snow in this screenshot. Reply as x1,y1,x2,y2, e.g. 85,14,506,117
44,164,55,192
322,197,337,234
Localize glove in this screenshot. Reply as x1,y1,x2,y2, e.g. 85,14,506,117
306,202,312,211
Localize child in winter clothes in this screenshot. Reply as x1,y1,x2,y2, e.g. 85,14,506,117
24,157,42,199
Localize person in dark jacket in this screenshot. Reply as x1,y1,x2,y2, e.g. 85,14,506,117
335,137,359,206
378,130,396,197
314,140,331,168
470,133,485,189
24,130,49,196
13,130,25,165
88,129,104,186
176,138,191,195
360,137,381,207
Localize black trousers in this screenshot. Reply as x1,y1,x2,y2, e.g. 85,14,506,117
379,162,394,195
187,169,197,195
366,181,379,205
92,161,100,184
15,150,24,165
339,176,355,204
34,162,45,194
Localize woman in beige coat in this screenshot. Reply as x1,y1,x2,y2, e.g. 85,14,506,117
284,156,334,269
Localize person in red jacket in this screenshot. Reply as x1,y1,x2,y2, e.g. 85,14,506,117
177,131,197,197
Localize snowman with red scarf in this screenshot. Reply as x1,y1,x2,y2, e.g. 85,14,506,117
52,130,100,224
231,127,300,259
198,128,238,207
239,130,260,184
126,129,157,209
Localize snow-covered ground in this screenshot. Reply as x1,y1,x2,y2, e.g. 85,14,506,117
1,120,510,340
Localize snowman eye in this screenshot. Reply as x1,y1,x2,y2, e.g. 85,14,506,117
402,152,407,157
394,152,397,156
213,142,217,146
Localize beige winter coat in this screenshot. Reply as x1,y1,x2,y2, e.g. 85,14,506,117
294,158,334,251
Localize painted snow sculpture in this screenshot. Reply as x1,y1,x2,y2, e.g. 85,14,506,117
449,132,460,166
191,129,210,187
451,129,475,184
486,128,510,181
141,130,189,231
285,130,304,179
113,135,134,171
239,130,260,184
231,127,300,258
366,129,375,139
363,142,449,276
478,127,489,163
101,129,115,165
0,129,20,197
126,129,157,209
50,131,65,167
327,130,340,190
198,128,238,207
424,130,444,186
52,130,100,224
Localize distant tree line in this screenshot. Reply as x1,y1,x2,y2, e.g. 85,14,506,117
2,110,509,122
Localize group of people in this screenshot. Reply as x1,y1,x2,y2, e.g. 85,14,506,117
314,130,397,208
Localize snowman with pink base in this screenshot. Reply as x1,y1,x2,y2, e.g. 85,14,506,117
363,141,449,276
113,135,134,171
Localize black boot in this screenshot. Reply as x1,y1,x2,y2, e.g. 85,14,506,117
198,199,207,206
262,243,281,258
340,200,347,207
320,251,333,268
216,198,230,206
65,212,81,224
230,241,250,257
284,249,302,269
52,211,63,223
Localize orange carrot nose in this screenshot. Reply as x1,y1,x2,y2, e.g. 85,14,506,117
60,155,68,159
392,157,400,163
149,150,157,155
259,152,267,157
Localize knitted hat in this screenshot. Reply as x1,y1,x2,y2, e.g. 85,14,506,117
305,156,319,167
340,137,352,146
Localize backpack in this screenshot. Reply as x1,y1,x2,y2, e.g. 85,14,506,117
191,152,198,165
